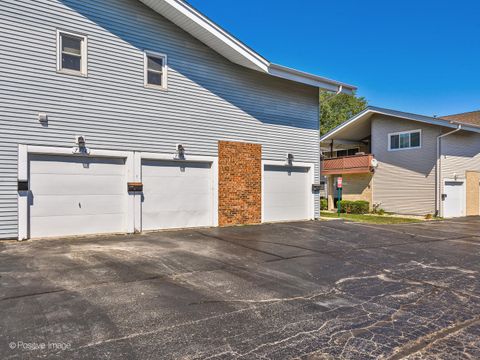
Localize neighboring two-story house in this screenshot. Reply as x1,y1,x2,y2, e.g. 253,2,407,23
0,0,356,240
320,107,480,218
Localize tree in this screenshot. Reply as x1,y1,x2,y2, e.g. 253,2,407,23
320,91,367,136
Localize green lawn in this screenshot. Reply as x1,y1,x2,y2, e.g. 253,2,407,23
320,211,423,224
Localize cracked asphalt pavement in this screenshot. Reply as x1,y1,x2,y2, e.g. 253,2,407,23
1,218,479,359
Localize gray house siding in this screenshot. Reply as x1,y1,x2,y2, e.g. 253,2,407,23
441,132,480,179
371,115,440,215
441,131,480,209
0,0,320,238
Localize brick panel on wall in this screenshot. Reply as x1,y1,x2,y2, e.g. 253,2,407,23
218,141,262,226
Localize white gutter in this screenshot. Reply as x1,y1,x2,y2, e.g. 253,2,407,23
436,125,462,217
269,64,356,94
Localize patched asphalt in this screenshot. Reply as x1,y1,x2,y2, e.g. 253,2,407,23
1,218,479,359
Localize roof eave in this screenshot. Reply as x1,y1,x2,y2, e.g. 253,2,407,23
269,64,357,94
320,106,480,142
139,0,270,72
138,0,357,91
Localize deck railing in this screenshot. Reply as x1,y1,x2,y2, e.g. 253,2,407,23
321,154,374,175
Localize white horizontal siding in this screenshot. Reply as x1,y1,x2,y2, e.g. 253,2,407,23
0,0,320,238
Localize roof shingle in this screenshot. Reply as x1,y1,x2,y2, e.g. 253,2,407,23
441,110,480,127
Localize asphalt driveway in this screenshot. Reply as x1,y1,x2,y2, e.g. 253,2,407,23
1,218,479,359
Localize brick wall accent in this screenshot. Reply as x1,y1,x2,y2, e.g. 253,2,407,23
218,141,262,226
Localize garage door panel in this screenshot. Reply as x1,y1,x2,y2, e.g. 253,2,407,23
30,195,126,217
142,160,213,231
143,177,211,195
143,210,210,229
143,193,211,211
142,160,210,174
30,213,127,238
264,165,310,223
31,174,125,195
29,155,128,238
30,155,125,175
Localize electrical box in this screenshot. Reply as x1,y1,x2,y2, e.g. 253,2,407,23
18,180,29,191
128,182,143,192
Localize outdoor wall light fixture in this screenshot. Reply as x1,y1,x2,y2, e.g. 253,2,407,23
286,153,294,165
73,135,90,155
176,144,186,160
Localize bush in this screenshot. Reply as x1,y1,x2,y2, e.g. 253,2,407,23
338,200,370,214
320,198,328,210
377,208,385,216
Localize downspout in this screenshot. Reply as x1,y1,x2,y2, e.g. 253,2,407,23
436,125,462,217
320,85,343,216
322,85,343,103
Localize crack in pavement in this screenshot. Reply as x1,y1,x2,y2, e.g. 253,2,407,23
187,289,336,306
386,316,480,360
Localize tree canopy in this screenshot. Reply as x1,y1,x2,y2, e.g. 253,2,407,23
320,91,368,136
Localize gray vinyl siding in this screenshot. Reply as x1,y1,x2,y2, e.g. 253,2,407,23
441,132,480,181
0,0,320,238
371,115,440,215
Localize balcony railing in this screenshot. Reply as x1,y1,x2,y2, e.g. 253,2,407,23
321,154,374,175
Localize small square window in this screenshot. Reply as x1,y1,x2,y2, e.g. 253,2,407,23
57,31,87,75
145,51,167,89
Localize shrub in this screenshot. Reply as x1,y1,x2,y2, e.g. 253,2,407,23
425,213,433,220
338,200,370,214
320,198,328,210
377,208,385,216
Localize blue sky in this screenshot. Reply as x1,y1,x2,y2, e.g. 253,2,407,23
187,0,480,117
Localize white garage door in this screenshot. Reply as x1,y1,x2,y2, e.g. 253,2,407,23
141,160,213,230
29,155,128,238
263,165,311,223
443,181,465,218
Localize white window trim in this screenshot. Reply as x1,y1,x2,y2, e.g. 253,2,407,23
144,50,168,90
388,129,422,151
56,30,88,76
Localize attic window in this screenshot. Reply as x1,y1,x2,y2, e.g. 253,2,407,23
144,51,167,90
57,30,88,76
388,130,421,151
